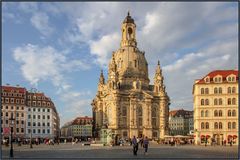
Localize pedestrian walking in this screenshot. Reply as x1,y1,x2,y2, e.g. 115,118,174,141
143,136,149,155
224,139,226,146
205,138,207,147
140,137,143,147
230,139,232,146
129,137,132,146
132,136,138,156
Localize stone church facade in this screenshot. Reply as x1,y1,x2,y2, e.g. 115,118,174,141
92,12,170,140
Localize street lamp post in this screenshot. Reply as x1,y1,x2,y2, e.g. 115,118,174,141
9,115,15,158
30,106,33,148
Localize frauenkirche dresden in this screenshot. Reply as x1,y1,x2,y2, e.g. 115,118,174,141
92,12,170,142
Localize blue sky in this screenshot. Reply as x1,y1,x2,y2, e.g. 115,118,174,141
3,2,238,126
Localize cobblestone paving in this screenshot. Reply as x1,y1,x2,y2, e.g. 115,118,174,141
1,142,238,160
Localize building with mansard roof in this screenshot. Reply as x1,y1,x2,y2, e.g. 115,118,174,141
193,70,238,145
1,85,60,140
60,116,93,139
169,109,193,136
91,12,170,142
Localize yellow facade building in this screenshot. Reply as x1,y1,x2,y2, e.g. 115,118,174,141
92,12,170,142
193,70,238,145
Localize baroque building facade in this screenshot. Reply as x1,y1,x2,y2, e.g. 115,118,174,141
25,91,60,139
1,85,60,140
193,70,238,145
1,85,27,139
92,13,170,141
169,109,193,136
60,116,93,140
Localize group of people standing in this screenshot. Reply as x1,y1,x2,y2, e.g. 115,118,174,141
131,136,149,156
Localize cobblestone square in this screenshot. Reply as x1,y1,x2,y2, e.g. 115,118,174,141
1,142,238,159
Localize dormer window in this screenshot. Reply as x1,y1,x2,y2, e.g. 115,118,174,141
227,75,236,82
228,77,231,82
214,76,222,83
218,77,221,82
204,77,210,83
232,77,235,81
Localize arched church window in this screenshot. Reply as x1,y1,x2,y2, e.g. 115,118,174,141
152,107,157,117
152,106,157,127
122,106,127,116
138,106,142,116
128,27,133,39
117,82,121,89
137,105,142,126
122,29,125,38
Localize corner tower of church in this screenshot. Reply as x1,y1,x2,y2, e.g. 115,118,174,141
92,12,170,143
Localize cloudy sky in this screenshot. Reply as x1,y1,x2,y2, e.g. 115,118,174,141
3,2,238,126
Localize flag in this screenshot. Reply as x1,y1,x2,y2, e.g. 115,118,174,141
3,127,10,135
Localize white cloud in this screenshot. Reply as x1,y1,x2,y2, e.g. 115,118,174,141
90,33,120,66
30,12,53,36
9,2,237,121
164,52,204,72
13,43,93,126
162,39,237,110
13,44,90,86
56,2,237,111
18,2,39,13
13,44,63,86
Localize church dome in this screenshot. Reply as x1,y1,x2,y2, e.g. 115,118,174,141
123,12,135,24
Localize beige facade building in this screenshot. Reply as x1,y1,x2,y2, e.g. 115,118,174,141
169,109,193,136
92,12,170,141
60,116,93,139
25,92,60,139
193,70,238,145
1,85,27,139
1,85,60,140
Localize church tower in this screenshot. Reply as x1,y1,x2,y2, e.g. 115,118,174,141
92,12,170,143
120,12,137,48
